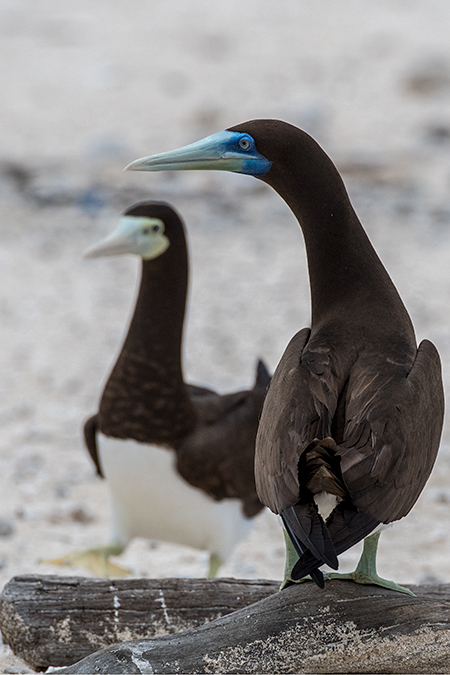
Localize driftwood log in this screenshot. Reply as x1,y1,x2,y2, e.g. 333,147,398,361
2,577,450,673
47,582,450,674
0,575,278,671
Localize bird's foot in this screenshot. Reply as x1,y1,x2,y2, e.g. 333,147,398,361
323,531,415,596
280,529,319,589
325,570,415,596
280,574,314,590
42,545,129,578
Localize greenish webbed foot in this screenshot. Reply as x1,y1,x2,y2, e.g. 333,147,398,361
325,570,414,595
42,544,130,578
325,531,415,596
280,529,414,596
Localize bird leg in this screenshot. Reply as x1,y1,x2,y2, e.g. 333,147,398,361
207,553,223,578
326,531,415,596
42,544,130,578
280,529,306,590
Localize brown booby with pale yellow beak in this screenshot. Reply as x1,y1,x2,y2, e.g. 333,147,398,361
50,200,269,578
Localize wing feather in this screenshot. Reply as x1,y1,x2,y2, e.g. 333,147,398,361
83,414,103,478
255,327,342,513
339,339,444,523
176,366,269,518
256,329,443,579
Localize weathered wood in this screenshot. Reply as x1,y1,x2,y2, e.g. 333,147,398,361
0,575,278,671
3,577,450,674
57,582,450,674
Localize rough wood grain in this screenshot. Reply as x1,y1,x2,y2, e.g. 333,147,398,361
0,575,278,671
57,582,450,674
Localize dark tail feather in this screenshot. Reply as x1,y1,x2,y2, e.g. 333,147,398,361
291,502,380,581
254,359,271,390
310,567,325,588
281,511,327,590
282,503,338,569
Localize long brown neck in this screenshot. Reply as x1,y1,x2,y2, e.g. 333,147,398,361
263,134,415,346
125,254,187,361
99,240,196,446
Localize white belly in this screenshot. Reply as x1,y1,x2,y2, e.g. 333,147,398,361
98,434,252,561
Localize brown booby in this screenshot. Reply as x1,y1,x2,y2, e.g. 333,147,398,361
52,201,269,578
125,120,444,593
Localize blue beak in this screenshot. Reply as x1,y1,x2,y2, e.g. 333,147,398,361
125,130,271,177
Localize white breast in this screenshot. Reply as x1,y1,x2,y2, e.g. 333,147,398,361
98,434,252,562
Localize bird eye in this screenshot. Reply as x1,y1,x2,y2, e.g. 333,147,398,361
238,137,251,150
152,224,161,233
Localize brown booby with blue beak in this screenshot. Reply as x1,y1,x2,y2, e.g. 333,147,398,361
125,121,444,593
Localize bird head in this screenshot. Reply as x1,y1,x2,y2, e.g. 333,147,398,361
124,122,279,177
83,201,183,260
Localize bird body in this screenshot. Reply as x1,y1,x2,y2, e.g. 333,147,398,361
96,434,252,561
52,201,268,577
127,121,444,590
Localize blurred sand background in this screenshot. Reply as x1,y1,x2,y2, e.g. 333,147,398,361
1,1,450,670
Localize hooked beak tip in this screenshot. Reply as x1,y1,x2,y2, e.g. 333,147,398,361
124,156,153,172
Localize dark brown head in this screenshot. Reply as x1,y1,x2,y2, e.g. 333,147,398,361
125,121,347,218
226,119,348,211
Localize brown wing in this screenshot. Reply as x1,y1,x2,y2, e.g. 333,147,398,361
255,327,341,513
185,383,217,397
339,338,444,523
176,373,269,518
290,339,444,581
257,331,443,520
256,330,444,579
255,327,348,570
83,414,104,478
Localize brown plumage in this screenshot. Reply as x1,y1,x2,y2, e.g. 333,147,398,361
224,120,444,583
125,121,445,587
84,201,268,521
